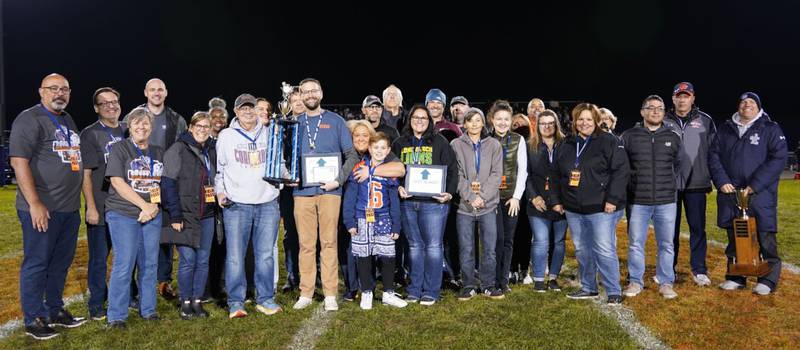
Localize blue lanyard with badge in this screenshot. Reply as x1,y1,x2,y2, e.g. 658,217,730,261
235,125,264,165
132,140,161,203
364,157,378,223
410,136,424,164
570,136,590,187
42,104,80,172
471,140,482,194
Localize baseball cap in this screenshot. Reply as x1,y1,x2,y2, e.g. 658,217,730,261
672,82,694,96
234,93,257,109
450,96,469,107
362,95,383,108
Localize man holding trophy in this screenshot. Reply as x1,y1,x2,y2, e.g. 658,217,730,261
709,92,787,295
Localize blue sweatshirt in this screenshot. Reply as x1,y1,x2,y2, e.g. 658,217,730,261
294,110,357,197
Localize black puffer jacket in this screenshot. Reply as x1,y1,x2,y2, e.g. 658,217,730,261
621,122,681,205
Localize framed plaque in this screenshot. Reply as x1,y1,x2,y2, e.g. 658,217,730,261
404,164,447,197
302,153,341,187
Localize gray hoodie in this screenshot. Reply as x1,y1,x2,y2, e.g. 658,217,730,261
666,106,716,191
451,133,502,216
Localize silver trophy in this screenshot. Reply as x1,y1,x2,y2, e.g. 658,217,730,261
263,82,300,184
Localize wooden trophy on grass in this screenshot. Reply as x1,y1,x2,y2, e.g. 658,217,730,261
728,188,771,276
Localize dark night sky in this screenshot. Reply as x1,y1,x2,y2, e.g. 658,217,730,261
3,0,799,147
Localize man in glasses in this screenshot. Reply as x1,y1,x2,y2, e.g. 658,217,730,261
10,73,87,340
665,82,716,287
79,87,128,320
362,95,399,143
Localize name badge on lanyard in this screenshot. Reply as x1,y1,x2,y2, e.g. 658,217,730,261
42,104,80,172
472,140,482,194
365,158,376,223
149,187,161,204
235,126,264,165
70,154,80,172
570,136,590,188
204,186,216,203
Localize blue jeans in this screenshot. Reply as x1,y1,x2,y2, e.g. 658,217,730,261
18,210,79,326
401,201,448,299
158,243,174,283
224,201,280,311
106,210,162,322
457,212,498,290
628,203,677,286
529,216,568,280
177,217,215,299
565,211,622,296
674,191,708,275
87,224,111,313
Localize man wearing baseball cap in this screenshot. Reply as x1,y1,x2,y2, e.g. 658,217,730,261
449,96,470,127
665,82,717,287
425,88,462,141
362,95,399,143
709,92,787,295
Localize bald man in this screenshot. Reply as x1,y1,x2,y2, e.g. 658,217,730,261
124,78,187,299
10,73,87,339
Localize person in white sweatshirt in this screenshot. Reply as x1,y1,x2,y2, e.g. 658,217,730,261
215,93,286,318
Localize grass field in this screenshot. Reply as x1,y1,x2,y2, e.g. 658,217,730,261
1,181,799,349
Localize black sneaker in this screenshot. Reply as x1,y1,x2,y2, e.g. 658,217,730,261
180,299,194,320
191,299,209,318
129,297,140,311
107,321,126,330
533,281,547,293
48,309,87,328
483,287,505,299
342,290,358,302
457,288,477,301
281,283,295,293
566,290,599,300
142,314,160,322
607,295,623,305
25,317,59,340
547,279,562,291
89,307,107,321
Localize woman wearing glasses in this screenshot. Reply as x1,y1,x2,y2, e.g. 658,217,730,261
161,112,218,319
391,105,458,306
526,110,568,292
549,103,629,305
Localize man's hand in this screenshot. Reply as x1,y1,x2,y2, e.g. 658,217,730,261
398,186,412,199
745,186,754,195
30,201,50,232
505,198,520,217
171,222,184,232
217,193,228,208
432,192,452,203
720,183,735,193
320,181,340,192
85,207,100,225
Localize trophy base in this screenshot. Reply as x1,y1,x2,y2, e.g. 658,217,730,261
728,261,771,277
263,177,297,185
276,117,299,126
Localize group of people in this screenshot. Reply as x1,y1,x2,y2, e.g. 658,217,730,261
10,73,788,341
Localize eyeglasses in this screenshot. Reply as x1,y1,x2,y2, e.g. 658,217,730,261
539,122,555,128
410,116,428,122
97,100,120,108
642,106,665,112
238,106,254,112
42,85,71,94
193,124,212,130
365,105,382,110
300,89,321,95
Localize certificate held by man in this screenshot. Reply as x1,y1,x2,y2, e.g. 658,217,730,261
404,164,447,197
302,153,341,187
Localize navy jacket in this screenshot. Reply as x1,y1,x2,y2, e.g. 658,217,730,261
708,111,787,232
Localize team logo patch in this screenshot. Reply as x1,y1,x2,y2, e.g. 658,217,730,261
749,133,760,145
52,129,82,164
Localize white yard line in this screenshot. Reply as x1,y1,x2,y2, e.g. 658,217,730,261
0,293,85,339
287,303,334,350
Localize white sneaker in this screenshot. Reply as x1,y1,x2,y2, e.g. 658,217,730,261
752,283,772,296
652,276,660,285
382,291,408,308
324,296,338,311
623,283,643,297
293,296,313,310
522,274,533,285
693,274,711,286
719,280,745,290
659,284,678,299
360,291,373,310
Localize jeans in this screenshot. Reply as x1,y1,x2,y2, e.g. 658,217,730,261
224,200,281,311
402,201,449,299
87,224,112,313
177,217,215,299
627,203,677,286
18,210,80,325
457,211,498,290
495,201,518,288
529,216,568,280
158,244,174,283
674,191,708,275
565,211,622,296
106,210,162,322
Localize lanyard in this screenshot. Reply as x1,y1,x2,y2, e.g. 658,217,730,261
411,136,424,164
547,145,555,164
574,135,590,168
202,147,212,185
98,119,120,143
365,157,379,209
473,140,482,178
304,112,323,150
41,104,71,147
131,140,154,176
234,125,264,147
